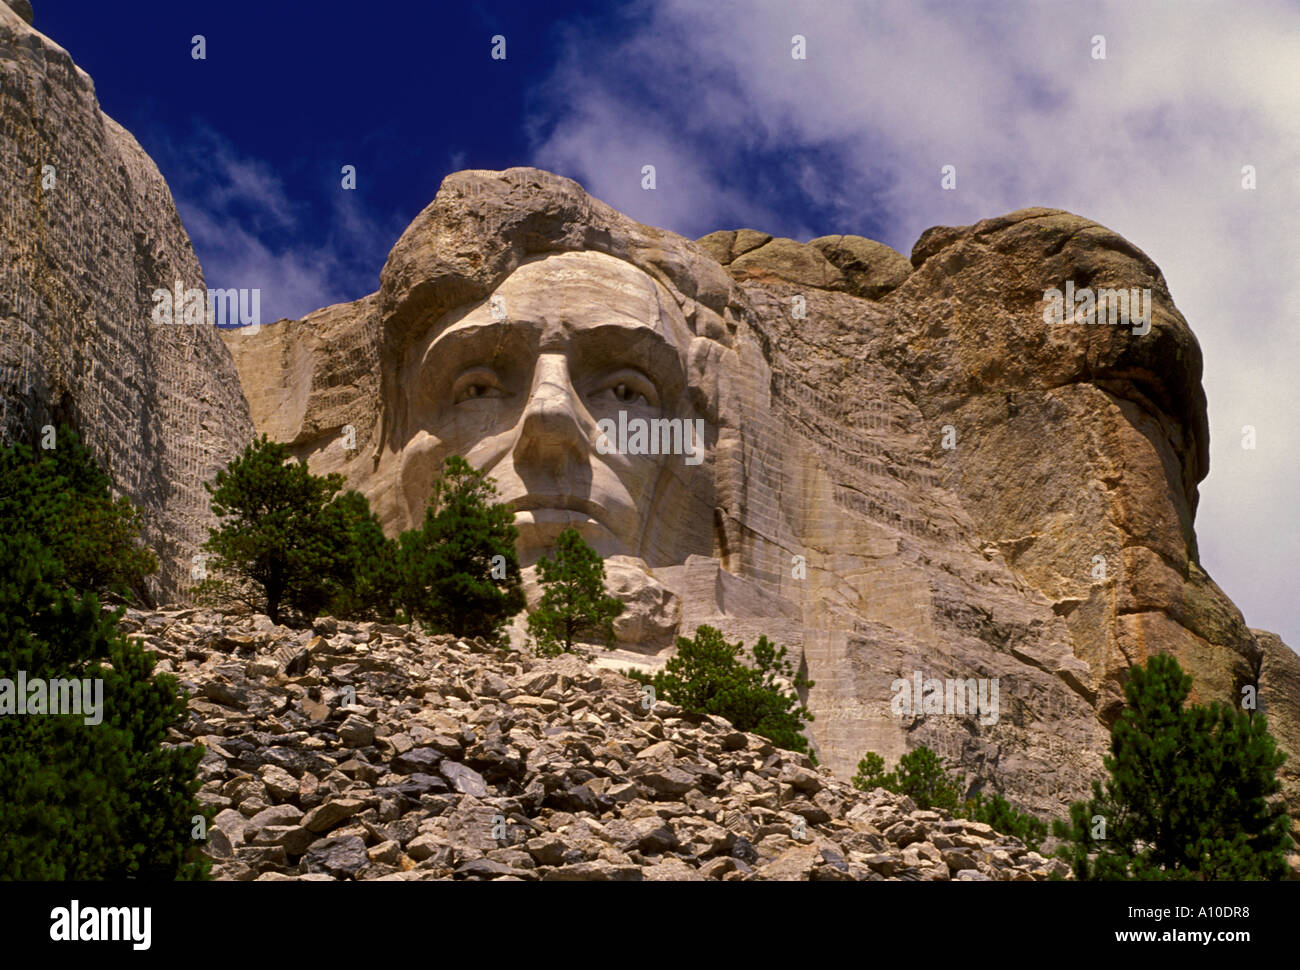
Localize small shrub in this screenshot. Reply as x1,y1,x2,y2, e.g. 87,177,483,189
395,455,525,640
527,526,624,656
628,624,816,758
964,792,1048,851
1053,654,1292,880
891,746,963,812
853,744,1049,849
851,751,890,791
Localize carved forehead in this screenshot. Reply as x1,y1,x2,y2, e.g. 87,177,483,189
501,251,657,301
487,251,690,344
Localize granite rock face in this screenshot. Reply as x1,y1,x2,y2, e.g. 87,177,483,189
221,166,1298,823
0,6,255,600
2,1,32,27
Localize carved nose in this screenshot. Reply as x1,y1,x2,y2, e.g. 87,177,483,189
514,353,589,470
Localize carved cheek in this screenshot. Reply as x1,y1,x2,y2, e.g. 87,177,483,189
609,452,659,504
397,432,448,528
441,408,512,453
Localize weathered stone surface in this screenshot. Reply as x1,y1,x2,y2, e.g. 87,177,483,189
604,556,681,653
301,797,364,834
338,715,376,748
542,861,643,882
603,816,678,854
303,835,368,878
1256,630,1300,822
642,857,703,881
439,761,488,797
258,764,299,803
367,840,402,865
807,234,911,299
455,858,519,880
3,1,32,26
153,606,1087,880
249,824,315,856
392,747,442,775
779,764,824,794
248,804,303,830
758,844,823,881
0,8,254,600
211,808,250,857
219,166,1298,824
632,765,696,798
728,236,844,290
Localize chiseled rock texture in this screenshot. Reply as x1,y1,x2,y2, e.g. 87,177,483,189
221,166,1300,825
0,5,254,600
134,607,1072,882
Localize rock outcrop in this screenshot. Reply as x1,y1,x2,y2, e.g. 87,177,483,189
6,3,1292,863
2,1,32,27
222,167,1300,825
0,5,254,599
135,606,1072,881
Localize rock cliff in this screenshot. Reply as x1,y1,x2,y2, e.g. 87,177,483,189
220,166,1300,824
3,0,1292,832
0,2,255,600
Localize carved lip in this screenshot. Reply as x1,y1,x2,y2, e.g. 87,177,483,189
509,495,607,520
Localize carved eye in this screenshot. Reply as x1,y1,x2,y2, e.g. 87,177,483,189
452,369,506,404
593,369,658,408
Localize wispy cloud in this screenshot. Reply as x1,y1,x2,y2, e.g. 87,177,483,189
161,124,404,323
527,0,1300,646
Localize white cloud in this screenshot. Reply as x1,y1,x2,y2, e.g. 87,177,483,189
529,0,1300,647
165,126,401,324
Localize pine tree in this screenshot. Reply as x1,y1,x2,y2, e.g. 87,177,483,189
198,435,348,625
526,526,624,655
889,746,964,812
964,792,1048,851
322,489,399,622
396,455,524,640
851,752,890,791
629,625,816,757
852,745,1047,848
1054,653,1292,880
0,425,156,605
0,478,208,879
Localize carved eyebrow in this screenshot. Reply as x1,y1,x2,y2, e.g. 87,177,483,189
419,320,535,377
568,323,685,389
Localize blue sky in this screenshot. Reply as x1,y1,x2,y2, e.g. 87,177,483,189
39,0,623,314
34,0,1300,648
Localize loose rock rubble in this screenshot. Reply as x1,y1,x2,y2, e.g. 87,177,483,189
125,608,1073,882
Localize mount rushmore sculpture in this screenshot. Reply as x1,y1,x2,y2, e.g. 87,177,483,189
220,166,1300,821
2,0,1294,826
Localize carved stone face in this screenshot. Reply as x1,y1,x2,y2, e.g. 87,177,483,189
397,251,706,564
